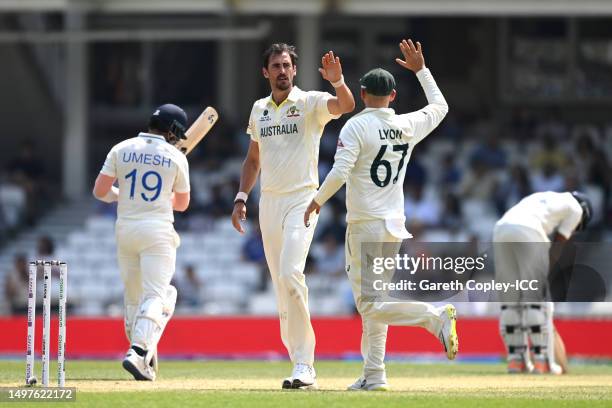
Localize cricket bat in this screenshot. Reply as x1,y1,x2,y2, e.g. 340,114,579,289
554,327,569,374
175,106,219,155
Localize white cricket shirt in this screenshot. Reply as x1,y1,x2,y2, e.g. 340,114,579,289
247,86,339,194
100,132,190,223
496,191,584,240
314,68,448,231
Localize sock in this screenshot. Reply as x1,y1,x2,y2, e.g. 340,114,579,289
131,345,146,357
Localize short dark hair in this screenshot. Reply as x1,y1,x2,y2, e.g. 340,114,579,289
262,43,298,68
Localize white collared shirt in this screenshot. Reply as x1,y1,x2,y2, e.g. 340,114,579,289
100,132,190,222
247,86,339,194
315,68,448,228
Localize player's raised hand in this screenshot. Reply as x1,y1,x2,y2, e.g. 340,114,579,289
232,202,247,234
395,39,425,73
318,51,343,83
303,200,321,227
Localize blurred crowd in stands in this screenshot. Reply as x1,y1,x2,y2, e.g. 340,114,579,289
3,236,55,315
0,141,54,244
2,110,612,315
171,110,612,310
183,109,612,266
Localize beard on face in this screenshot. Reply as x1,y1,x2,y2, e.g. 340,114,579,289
275,75,291,91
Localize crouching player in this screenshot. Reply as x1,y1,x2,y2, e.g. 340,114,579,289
93,104,191,380
494,191,592,374
304,39,457,391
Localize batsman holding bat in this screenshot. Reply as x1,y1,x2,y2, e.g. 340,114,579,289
231,43,355,389
494,191,592,374
304,39,457,391
93,104,191,380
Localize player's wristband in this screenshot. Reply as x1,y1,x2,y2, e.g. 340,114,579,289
234,192,248,204
331,75,345,88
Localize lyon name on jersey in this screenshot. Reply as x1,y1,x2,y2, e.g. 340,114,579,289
100,133,190,223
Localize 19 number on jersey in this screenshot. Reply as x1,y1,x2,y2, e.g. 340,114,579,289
125,169,162,201
370,143,409,187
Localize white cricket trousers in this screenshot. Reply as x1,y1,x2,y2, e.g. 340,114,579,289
493,222,550,302
346,220,444,383
115,220,180,342
493,222,557,368
259,188,318,366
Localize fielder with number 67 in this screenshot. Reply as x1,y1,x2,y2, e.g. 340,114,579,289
92,104,191,381
304,39,457,391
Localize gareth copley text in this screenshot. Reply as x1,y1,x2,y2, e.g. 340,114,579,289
373,279,540,293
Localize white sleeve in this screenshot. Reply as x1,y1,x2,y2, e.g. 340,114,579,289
100,147,117,178
314,124,360,205
557,197,584,239
309,91,341,126
399,68,449,144
246,105,259,142
173,156,191,193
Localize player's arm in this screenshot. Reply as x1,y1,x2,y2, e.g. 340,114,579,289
92,173,119,203
93,147,119,203
396,39,448,143
172,192,190,212
232,141,261,234
549,232,569,268
318,51,355,115
304,126,359,226
172,156,191,212
549,198,582,266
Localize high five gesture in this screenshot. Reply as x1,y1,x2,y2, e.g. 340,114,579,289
395,39,425,73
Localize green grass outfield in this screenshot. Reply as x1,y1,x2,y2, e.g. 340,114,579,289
1,360,611,407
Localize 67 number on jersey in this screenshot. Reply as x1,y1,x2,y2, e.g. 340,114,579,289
370,143,409,187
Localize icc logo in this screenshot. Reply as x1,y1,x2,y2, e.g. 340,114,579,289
260,109,271,122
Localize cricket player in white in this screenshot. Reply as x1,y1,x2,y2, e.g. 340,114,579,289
494,191,592,375
304,39,457,391
93,104,191,381
231,43,355,389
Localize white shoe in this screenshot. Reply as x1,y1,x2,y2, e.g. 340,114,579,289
122,348,156,381
347,377,389,391
291,363,317,389
438,304,459,360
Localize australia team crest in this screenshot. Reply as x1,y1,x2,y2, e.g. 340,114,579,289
286,106,301,117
